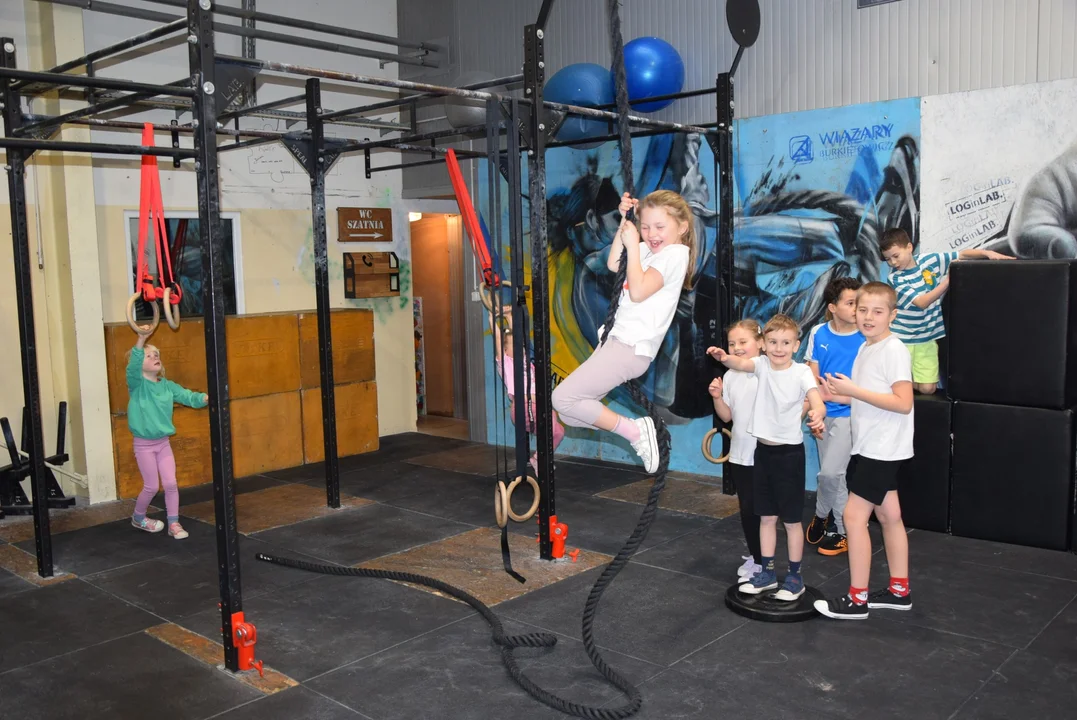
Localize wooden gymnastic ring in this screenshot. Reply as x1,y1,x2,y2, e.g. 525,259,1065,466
479,281,512,312
702,427,733,464
494,480,510,528
126,292,160,336
162,286,181,330
506,475,541,523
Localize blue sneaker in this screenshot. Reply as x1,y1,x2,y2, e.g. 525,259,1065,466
738,568,777,595
774,574,804,602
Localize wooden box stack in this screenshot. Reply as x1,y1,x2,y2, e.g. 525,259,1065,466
104,309,378,498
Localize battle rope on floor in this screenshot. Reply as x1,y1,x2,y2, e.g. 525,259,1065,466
257,399,668,719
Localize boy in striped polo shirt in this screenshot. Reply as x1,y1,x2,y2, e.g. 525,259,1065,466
879,229,1009,394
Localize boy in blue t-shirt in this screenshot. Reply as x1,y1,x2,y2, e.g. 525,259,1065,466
880,228,1009,394
804,277,865,556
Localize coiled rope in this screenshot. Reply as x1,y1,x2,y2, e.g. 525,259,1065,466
257,3,670,717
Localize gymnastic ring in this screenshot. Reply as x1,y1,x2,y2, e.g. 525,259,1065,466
479,281,512,313
506,475,541,523
162,286,181,330
701,427,733,464
126,292,160,336
494,480,510,528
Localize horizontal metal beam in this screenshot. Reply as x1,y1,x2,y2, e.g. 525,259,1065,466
217,56,716,136
320,74,524,122
34,0,437,68
546,121,720,148
217,136,280,153
367,156,470,175
62,117,284,140
217,93,305,123
17,17,186,92
594,85,717,110
348,124,485,152
15,78,193,137
141,0,442,52
0,67,195,97
0,136,197,158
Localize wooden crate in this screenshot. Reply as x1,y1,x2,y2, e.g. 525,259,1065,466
225,313,301,399
104,320,208,415
301,382,379,464
111,407,212,499
298,309,375,389
230,391,304,477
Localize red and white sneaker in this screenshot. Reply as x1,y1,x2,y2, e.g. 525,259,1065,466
168,522,189,540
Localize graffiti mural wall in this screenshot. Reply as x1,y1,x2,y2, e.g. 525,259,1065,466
920,78,1077,258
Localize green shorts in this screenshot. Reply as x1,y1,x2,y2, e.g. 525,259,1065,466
905,340,939,384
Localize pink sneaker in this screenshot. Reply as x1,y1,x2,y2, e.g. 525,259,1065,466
168,522,189,540
132,517,165,533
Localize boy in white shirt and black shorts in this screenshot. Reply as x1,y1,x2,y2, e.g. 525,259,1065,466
709,314,827,602
814,282,915,620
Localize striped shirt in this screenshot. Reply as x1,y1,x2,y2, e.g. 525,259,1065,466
887,251,958,343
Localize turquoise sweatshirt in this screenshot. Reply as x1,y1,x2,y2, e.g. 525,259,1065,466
126,346,208,439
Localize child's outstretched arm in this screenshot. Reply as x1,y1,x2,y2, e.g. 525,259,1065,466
166,382,209,409
126,333,150,391
708,377,732,423
825,373,913,414
706,346,754,373
606,193,638,272
958,248,1011,261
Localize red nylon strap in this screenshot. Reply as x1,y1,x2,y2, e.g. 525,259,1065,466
136,124,179,303
446,149,498,287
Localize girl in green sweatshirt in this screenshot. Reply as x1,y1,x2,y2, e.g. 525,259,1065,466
128,331,208,539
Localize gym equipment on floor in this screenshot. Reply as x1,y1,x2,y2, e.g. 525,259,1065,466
901,394,951,533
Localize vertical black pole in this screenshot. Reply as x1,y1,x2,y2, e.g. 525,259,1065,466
1,38,53,577
524,24,555,560
716,72,735,496
306,77,340,509
505,102,530,490
187,1,242,671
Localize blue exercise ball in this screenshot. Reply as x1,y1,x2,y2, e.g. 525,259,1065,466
622,37,684,113
543,63,614,146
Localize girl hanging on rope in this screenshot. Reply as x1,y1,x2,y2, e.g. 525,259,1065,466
552,190,696,474
490,305,566,474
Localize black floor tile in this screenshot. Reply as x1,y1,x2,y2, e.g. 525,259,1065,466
83,532,324,621
251,503,473,566
178,474,289,506
259,435,474,483
0,580,159,673
634,513,878,587
15,516,183,577
177,575,474,682
954,649,1077,720
213,685,365,719
308,616,662,720
0,566,34,598
307,461,490,503
513,490,717,556
907,529,1077,581
605,668,838,719
0,631,261,720
675,617,1010,720
1027,594,1077,662
833,539,1077,648
498,563,746,667
384,473,506,529
549,459,648,495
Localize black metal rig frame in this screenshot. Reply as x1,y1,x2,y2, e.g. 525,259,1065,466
1,0,740,665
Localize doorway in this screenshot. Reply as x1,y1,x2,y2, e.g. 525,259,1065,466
410,210,469,440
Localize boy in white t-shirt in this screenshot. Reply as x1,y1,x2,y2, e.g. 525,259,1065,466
814,282,915,620
708,314,826,601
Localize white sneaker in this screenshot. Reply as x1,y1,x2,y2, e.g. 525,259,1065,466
629,416,659,474
737,556,761,580
132,517,164,533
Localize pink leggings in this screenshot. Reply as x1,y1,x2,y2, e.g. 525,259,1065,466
510,397,567,451
133,437,179,521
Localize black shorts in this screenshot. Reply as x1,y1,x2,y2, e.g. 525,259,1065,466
752,443,806,524
847,455,910,506
724,461,752,496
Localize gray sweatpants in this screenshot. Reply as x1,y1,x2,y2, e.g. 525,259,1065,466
815,415,852,533
551,337,652,429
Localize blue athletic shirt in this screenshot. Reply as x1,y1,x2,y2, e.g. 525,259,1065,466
887,251,959,343
804,321,865,418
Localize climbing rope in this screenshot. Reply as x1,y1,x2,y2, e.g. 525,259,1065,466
258,4,671,717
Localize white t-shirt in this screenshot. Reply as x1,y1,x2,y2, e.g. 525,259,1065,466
746,356,818,445
722,369,759,466
850,334,915,461
608,243,690,359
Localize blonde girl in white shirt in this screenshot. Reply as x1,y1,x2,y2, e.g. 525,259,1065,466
551,190,695,474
